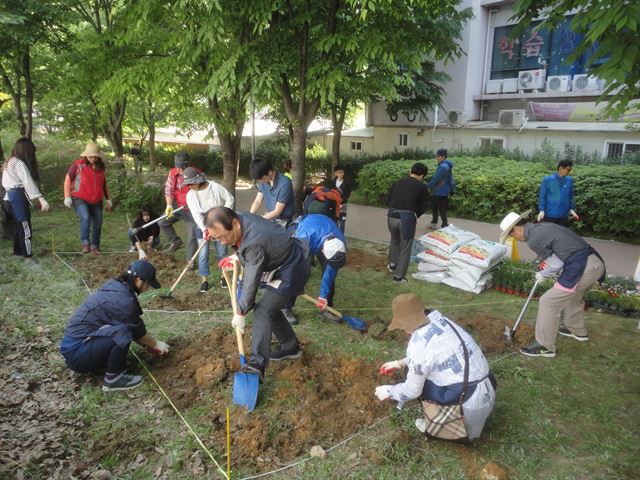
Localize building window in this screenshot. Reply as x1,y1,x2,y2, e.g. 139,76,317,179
478,137,505,149
605,141,640,158
350,141,362,151
398,133,409,147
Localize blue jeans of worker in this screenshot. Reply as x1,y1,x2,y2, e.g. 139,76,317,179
73,198,103,248
195,227,227,277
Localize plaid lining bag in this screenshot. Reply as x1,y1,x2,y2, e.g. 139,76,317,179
420,319,470,441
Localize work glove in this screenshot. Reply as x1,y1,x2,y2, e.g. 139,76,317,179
375,385,392,401
379,360,402,375
138,249,147,260
218,254,239,271
64,197,73,208
538,260,547,271
537,211,544,222
569,209,580,220
535,272,546,284
232,313,246,334
105,199,113,212
147,340,170,356
165,205,174,218
203,229,211,241
39,198,50,212
146,236,154,249
316,297,328,311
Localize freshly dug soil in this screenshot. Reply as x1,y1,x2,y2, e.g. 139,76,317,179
146,327,388,471
346,248,388,272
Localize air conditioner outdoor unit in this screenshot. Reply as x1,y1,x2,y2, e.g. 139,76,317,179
518,69,546,91
547,75,572,92
502,78,518,93
486,80,502,94
498,109,526,127
573,74,601,92
447,110,466,126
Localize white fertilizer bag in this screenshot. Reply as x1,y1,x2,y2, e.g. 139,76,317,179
417,247,450,266
418,262,448,272
443,274,493,294
413,271,449,284
448,264,496,290
418,226,479,255
450,239,508,269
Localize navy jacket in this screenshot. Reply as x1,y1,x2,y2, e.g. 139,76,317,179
60,279,147,351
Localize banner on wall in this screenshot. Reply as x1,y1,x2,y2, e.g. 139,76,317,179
531,102,640,122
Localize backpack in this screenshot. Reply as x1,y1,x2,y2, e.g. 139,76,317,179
303,186,343,221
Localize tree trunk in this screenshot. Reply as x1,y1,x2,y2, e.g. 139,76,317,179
290,126,308,215
148,117,156,172
330,97,348,175
219,132,242,200
22,49,33,140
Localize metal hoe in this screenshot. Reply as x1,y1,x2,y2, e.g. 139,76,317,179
504,279,539,342
131,205,185,235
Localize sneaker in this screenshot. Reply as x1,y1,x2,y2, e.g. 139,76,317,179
520,341,556,358
82,244,90,254
128,245,137,253
281,308,298,325
199,281,209,293
386,263,396,273
220,276,228,289
241,363,264,383
393,276,408,283
102,372,144,391
164,239,184,254
319,310,341,324
558,327,589,342
91,246,101,255
428,223,438,229
270,347,302,362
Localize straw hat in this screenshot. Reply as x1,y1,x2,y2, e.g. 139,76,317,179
80,142,105,159
498,210,531,244
388,293,427,335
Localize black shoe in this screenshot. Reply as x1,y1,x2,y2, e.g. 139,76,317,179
199,281,209,293
164,239,184,254
241,363,265,382
558,327,589,342
520,341,556,358
102,372,144,391
220,276,228,289
386,263,396,273
393,276,408,283
270,347,302,362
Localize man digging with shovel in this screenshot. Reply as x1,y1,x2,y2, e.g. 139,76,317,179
206,207,310,383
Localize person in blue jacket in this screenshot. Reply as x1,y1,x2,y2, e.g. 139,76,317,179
427,148,454,229
60,260,170,391
293,214,347,323
537,160,579,227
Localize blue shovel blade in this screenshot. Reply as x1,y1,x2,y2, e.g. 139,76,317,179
233,354,259,412
342,315,367,331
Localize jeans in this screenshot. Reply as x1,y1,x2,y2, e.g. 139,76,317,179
195,227,227,277
73,198,103,248
127,228,160,248
159,206,197,260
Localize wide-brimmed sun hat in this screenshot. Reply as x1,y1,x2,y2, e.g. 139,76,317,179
80,142,105,159
388,293,427,335
498,210,531,244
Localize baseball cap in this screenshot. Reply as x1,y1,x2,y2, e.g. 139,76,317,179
127,260,161,289
181,167,206,185
322,236,346,267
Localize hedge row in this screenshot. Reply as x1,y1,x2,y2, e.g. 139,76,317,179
357,157,640,238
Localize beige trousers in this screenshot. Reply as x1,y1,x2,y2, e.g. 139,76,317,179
536,255,605,351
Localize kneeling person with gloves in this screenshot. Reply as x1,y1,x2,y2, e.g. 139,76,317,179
59,260,170,391
293,214,346,323
206,208,310,382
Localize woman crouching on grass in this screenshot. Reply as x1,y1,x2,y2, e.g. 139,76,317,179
60,260,170,391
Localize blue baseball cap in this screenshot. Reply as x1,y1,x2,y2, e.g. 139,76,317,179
127,260,161,289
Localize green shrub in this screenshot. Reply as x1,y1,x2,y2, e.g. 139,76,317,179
358,157,640,238
108,170,164,214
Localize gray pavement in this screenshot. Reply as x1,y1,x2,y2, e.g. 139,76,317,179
235,186,640,278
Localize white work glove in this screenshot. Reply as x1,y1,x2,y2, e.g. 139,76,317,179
165,205,174,218
138,249,147,260
232,313,246,334
316,297,328,311
375,385,392,401
105,199,113,212
569,209,580,220
147,340,170,355
535,272,546,284
39,198,50,212
146,236,154,249
64,197,73,208
537,211,544,222
379,360,402,375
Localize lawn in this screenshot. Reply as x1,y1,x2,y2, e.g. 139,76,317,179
0,207,638,479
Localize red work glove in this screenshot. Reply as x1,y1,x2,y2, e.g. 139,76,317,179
539,261,547,271
203,229,211,241
218,254,238,271
379,360,402,375
146,340,170,356
316,297,328,310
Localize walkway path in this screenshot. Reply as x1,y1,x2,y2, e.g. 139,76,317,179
235,187,640,278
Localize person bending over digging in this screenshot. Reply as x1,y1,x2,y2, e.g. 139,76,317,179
375,294,496,442
59,260,170,391
206,207,310,382
292,213,347,323
499,210,605,358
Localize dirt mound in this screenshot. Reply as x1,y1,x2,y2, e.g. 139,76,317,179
457,314,534,354
146,327,388,471
346,248,388,272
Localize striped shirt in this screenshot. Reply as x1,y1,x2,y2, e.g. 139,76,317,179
2,157,43,201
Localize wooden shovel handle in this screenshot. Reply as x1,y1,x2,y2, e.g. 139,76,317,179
168,239,208,293
223,261,245,356
300,293,343,319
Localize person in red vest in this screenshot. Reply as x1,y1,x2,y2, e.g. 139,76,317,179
63,143,112,254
